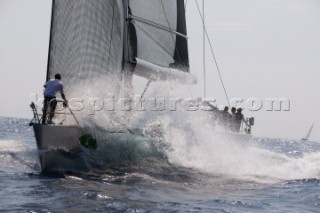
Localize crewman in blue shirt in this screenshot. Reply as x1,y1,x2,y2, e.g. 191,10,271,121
42,73,68,124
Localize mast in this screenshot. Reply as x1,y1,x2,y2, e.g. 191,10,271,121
202,0,206,98
123,0,129,65
121,0,134,98
174,0,189,68
46,0,55,82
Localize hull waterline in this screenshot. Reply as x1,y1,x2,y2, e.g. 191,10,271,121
33,124,88,173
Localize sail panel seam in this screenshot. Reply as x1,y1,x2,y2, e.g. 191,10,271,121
129,14,188,39
107,0,116,71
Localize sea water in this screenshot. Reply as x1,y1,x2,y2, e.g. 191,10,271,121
0,116,320,212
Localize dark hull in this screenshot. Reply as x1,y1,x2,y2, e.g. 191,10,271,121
32,124,252,173
33,124,88,173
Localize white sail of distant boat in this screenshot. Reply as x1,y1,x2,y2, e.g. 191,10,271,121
301,123,314,141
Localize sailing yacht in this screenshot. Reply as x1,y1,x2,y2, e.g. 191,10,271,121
29,0,255,173
29,0,197,173
301,123,314,141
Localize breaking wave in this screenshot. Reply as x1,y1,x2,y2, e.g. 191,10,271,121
53,79,320,183
0,139,39,172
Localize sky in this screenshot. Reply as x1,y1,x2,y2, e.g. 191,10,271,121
0,0,320,140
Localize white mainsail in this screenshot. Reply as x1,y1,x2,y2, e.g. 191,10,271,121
47,0,125,98
47,0,196,98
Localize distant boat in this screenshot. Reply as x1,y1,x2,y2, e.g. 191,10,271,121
301,123,314,141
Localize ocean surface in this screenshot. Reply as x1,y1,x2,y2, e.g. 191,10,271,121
1,116,320,212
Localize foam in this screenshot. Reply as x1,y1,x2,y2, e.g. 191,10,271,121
50,77,320,182
164,115,320,182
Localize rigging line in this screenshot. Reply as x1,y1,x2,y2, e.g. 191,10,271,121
160,0,183,64
195,0,231,108
107,0,116,70
141,80,152,100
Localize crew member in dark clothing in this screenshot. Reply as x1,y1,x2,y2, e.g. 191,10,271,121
234,108,244,132
230,107,237,131
231,107,236,115
220,106,232,129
